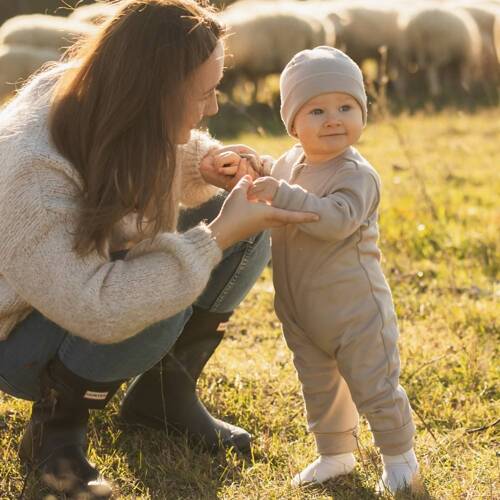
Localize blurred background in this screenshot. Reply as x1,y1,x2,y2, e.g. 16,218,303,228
0,0,498,136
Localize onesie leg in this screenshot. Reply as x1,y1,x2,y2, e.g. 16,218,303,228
336,313,415,456
282,322,359,455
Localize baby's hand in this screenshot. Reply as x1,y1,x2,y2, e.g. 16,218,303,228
217,153,274,177
248,176,280,203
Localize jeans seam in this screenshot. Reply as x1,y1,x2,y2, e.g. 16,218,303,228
57,332,78,361
211,239,255,311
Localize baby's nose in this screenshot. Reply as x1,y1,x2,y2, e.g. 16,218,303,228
325,114,341,126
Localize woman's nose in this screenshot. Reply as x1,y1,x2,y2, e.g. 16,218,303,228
204,93,219,118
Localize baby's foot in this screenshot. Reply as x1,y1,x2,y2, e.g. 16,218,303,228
377,448,421,494
291,452,356,487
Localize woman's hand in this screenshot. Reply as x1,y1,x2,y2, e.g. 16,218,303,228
200,145,260,190
248,176,280,203
200,154,259,191
208,176,319,250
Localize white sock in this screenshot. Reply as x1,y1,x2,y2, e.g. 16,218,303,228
378,448,420,493
291,453,356,487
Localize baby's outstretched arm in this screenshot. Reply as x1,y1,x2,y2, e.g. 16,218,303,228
272,167,380,241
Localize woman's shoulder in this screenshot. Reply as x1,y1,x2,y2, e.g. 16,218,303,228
0,64,84,195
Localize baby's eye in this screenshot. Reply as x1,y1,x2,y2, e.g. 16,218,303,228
310,108,323,115
339,104,352,112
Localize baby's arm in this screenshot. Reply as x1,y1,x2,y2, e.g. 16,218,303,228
271,166,380,241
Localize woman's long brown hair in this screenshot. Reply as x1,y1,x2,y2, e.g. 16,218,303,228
50,0,224,256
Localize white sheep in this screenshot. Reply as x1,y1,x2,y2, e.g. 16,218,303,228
313,1,405,83
495,11,500,66
220,1,336,99
0,44,60,103
456,2,500,90
0,14,96,53
69,2,122,25
398,5,483,97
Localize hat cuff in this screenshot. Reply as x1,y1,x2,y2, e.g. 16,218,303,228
281,73,367,134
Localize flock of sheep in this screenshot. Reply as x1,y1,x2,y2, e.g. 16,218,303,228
0,0,499,108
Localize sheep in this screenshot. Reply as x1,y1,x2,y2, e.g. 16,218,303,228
219,1,336,101
69,2,122,25
311,1,405,88
398,5,483,99
0,0,96,23
495,12,500,66
456,2,500,93
0,14,96,53
0,43,60,103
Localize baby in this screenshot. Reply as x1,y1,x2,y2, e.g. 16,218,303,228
245,46,420,493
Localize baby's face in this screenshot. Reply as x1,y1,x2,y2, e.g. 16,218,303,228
292,92,364,163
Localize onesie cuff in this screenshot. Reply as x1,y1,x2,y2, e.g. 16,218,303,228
272,180,307,211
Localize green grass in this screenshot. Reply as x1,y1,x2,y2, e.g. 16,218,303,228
1,109,499,499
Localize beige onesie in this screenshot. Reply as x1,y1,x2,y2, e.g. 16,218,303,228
270,144,415,456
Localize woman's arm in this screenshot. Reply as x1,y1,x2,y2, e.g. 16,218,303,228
178,129,223,207
179,131,263,202
0,158,223,344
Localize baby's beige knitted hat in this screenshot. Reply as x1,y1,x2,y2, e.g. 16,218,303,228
280,46,367,135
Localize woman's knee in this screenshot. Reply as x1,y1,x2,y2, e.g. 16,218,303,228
196,230,270,313
58,308,192,382
0,311,67,400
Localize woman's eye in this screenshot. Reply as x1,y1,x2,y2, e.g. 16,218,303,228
340,105,351,112
310,108,323,115
200,89,217,101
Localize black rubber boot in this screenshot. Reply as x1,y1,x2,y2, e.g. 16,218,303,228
19,357,125,498
120,306,252,452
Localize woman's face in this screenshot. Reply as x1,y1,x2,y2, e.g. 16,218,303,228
178,40,225,144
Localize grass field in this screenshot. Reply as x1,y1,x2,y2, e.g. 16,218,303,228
0,109,498,499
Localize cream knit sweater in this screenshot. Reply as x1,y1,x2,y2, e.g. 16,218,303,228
0,65,224,344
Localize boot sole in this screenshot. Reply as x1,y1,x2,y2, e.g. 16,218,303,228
120,407,252,453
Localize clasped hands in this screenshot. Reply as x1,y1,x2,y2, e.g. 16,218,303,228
202,145,318,250
200,144,278,203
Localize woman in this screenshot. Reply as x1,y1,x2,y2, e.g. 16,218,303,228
0,0,318,497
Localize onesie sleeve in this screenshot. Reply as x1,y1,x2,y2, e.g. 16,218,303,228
272,165,380,241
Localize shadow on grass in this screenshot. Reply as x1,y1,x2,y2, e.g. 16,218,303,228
291,470,435,500
115,422,249,499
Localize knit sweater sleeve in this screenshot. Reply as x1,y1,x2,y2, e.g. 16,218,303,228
0,155,222,344
272,164,380,241
178,129,222,207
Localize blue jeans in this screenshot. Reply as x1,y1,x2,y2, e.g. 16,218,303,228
0,194,270,401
